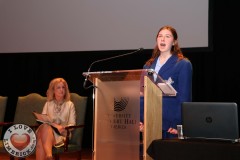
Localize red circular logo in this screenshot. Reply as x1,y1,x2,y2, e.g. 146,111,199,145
3,124,36,158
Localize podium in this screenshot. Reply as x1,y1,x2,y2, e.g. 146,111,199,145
83,69,176,160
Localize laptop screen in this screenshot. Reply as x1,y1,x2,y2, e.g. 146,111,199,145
182,102,239,142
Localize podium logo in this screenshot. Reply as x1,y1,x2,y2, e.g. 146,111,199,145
114,97,129,112
3,124,36,158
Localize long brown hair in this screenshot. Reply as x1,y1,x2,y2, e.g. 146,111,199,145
145,25,184,66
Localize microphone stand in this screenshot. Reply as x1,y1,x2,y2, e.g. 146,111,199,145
83,48,143,90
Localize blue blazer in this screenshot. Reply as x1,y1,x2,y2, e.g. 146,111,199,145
143,55,192,130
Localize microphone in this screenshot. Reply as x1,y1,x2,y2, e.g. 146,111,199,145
83,48,144,89
87,48,143,73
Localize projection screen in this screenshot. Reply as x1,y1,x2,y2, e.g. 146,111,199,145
0,0,210,53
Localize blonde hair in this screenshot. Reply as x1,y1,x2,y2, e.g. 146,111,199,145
46,78,71,101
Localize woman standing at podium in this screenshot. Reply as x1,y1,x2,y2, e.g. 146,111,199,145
140,25,192,138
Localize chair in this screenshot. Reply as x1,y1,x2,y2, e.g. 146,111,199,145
13,93,47,127
0,96,8,138
52,93,88,160
0,93,46,159
7,93,47,159
0,96,9,154
0,96,15,159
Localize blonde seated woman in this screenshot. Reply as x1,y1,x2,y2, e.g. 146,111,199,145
36,78,76,160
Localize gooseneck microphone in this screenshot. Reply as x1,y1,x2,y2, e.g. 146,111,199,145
83,48,144,89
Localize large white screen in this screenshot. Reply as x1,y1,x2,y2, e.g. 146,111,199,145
0,0,209,53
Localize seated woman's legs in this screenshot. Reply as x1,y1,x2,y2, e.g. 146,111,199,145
36,124,56,160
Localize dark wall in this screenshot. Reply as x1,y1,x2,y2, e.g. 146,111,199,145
0,0,239,148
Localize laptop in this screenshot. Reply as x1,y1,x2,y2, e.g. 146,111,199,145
182,102,239,143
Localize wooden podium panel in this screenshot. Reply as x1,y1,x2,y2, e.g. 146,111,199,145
144,77,162,160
